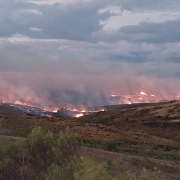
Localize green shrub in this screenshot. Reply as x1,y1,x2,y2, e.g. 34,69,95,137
0,127,163,180
0,127,78,179
74,156,110,180
102,140,119,151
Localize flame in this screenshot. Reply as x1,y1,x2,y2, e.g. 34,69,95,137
14,100,27,106
109,91,162,104
50,108,59,113
1,89,179,117
111,95,117,97
140,91,147,96
47,114,52,118
66,107,78,111
75,113,84,118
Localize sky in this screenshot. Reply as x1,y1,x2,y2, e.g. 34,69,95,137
0,0,180,107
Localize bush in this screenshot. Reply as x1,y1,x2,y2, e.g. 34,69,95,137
0,127,162,180
74,156,110,180
102,140,119,151
0,127,78,179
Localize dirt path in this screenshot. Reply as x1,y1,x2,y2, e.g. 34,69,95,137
78,146,179,168
77,146,180,180
0,135,26,140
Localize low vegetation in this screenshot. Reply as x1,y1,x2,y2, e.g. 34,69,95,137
0,127,162,180
0,100,180,179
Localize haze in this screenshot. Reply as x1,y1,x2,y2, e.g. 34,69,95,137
0,0,180,108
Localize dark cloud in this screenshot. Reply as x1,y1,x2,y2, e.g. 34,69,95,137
105,50,152,63
0,0,111,41
120,19,180,43
0,0,180,43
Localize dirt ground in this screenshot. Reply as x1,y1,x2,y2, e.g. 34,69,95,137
0,105,24,116
77,146,180,180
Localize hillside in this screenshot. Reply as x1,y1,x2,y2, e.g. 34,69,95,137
0,105,25,116
0,100,180,179
77,100,180,143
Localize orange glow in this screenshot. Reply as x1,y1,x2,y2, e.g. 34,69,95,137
75,113,84,118
66,107,78,111
14,100,27,105
110,94,117,97
47,114,52,118
3,89,180,117
140,91,147,96
109,91,160,103
50,108,59,113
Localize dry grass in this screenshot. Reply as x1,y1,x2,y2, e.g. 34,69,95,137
0,101,180,144
0,100,180,179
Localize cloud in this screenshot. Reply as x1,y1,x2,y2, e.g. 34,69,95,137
101,9,180,30
1,0,180,43
119,18,180,43
106,0,180,11
0,0,110,41
0,0,180,107
1,36,180,76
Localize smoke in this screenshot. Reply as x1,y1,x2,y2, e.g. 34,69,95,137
0,36,180,109
0,70,180,109
0,77,48,107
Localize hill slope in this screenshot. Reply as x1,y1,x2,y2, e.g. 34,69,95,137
0,105,24,116
0,100,179,179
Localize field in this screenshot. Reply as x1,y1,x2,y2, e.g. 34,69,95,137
0,100,180,179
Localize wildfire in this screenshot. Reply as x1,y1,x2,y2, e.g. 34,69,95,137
47,114,52,118
14,100,27,106
1,90,179,119
66,107,78,112
140,91,147,96
111,95,118,97
109,91,160,104
49,108,59,113
75,113,84,118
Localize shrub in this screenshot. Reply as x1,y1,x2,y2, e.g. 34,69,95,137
102,140,119,151
0,127,162,180
0,127,78,179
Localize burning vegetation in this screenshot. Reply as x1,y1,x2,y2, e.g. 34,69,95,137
0,90,180,118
